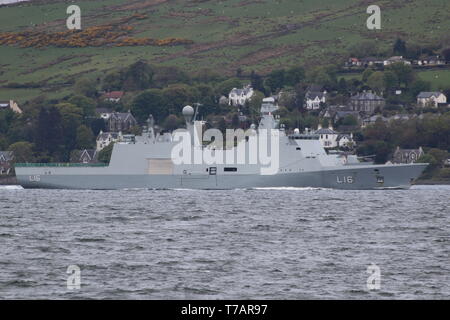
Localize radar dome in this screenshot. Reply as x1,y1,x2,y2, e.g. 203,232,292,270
182,105,194,117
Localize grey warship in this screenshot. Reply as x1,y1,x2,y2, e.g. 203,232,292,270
15,98,427,190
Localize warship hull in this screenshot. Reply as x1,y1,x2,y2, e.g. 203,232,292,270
15,163,427,190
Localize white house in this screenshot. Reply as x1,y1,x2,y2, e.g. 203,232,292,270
305,91,327,110
315,125,338,148
314,125,355,149
228,85,254,106
96,131,122,152
337,133,355,149
417,92,447,107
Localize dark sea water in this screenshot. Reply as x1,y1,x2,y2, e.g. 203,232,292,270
0,185,448,299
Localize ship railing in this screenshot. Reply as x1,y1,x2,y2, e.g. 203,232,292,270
15,163,109,167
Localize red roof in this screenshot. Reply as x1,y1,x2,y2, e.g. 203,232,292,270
103,91,124,99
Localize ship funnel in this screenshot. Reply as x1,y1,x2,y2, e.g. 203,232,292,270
182,105,195,124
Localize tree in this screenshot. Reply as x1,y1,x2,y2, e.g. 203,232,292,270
8,141,35,163
74,78,97,98
98,143,114,163
102,71,124,91
34,106,63,155
131,89,167,123
367,71,385,93
163,114,181,131
162,84,199,115
442,47,450,63
250,71,265,94
68,95,96,117
55,103,83,157
122,60,154,91
337,78,348,94
362,68,374,83
383,71,399,89
393,38,407,56
285,67,305,87
386,63,415,87
216,78,243,96
265,69,285,93
410,80,431,97
76,125,94,149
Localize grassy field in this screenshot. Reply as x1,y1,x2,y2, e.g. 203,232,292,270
1,0,450,103
417,69,450,90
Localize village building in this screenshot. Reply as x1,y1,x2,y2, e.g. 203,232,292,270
305,91,327,110
228,85,254,106
108,111,137,132
0,100,22,114
0,151,14,176
349,91,385,114
336,133,355,149
305,85,327,110
345,57,362,67
392,146,424,164
96,131,121,152
360,57,384,68
102,91,125,103
416,55,446,66
417,92,447,107
70,149,98,164
383,56,411,66
314,125,355,149
361,115,388,128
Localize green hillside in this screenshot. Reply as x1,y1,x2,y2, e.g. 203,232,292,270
1,0,450,102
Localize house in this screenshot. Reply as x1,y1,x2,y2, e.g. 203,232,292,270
345,57,362,67
0,151,14,176
108,111,137,132
0,100,22,114
320,105,350,119
383,56,411,66
314,125,355,149
70,149,98,164
102,91,125,103
96,107,113,120
361,115,388,128
360,57,384,68
417,92,447,107
305,85,327,110
392,146,424,164
349,91,385,114
315,125,338,148
337,133,355,149
228,85,254,106
417,55,446,66
305,91,327,110
96,131,121,152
